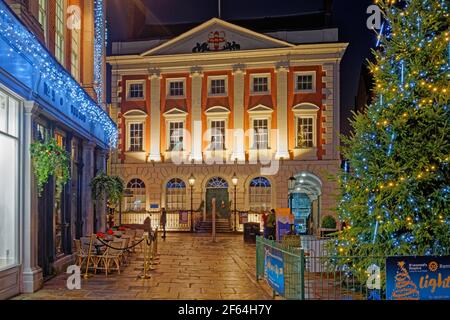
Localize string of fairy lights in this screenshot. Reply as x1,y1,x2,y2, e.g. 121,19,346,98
93,0,105,106
0,0,117,147
338,0,450,254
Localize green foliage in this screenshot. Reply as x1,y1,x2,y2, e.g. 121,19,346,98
90,172,124,207
30,138,70,197
321,216,337,229
332,0,450,281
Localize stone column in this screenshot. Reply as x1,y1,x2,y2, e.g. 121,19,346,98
21,101,43,293
231,64,246,162
81,141,96,236
275,62,290,160
149,70,162,162
190,68,203,163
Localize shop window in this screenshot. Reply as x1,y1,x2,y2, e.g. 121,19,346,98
0,90,19,270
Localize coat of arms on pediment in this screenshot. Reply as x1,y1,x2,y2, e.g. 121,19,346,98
192,31,241,53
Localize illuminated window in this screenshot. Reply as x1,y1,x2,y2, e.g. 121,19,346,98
210,120,225,150
55,0,66,65
125,179,146,212
249,177,272,213
0,90,20,269
128,123,143,152
38,0,47,42
166,178,186,210
169,121,184,151
296,117,315,149
253,119,269,149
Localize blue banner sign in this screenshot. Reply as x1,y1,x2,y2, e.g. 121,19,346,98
386,256,450,300
264,245,285,296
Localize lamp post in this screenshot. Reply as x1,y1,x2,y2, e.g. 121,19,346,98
188,173,196,232
232,173,238,231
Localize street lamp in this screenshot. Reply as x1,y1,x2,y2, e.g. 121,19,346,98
188,173,196,232
232,173,238,231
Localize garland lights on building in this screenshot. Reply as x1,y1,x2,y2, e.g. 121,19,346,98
0,0,117,147
93,0,105,106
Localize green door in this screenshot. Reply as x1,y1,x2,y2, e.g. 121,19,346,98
206,188,230,219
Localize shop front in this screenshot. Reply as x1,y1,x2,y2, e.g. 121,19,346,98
0,1,116,298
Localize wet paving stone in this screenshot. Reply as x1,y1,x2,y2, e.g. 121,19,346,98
13,233,272,300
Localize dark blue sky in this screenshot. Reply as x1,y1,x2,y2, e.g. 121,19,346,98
108,0,375,135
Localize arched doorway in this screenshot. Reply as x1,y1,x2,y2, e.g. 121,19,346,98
288,172,322,235
206,177,230,219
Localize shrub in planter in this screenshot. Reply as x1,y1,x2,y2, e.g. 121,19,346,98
321,215,337,229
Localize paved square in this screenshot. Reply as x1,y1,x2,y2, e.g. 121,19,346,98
13,234,272,300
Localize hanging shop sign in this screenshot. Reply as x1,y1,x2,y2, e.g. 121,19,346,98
264,245,285,296
386,256,450,300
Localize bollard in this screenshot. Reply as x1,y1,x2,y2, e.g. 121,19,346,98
139,235,152,279
212,198,216,243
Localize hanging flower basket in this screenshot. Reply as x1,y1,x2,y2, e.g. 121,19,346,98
30,138,70,197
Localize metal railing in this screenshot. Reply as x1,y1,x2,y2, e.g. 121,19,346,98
114,210,203,232
257,235,388,300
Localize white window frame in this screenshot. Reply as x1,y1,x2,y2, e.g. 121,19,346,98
55,0,66,65
294,71,317,94
292,104,320,150
205,107,230,151
208,75,228,97
163,108,188,153
123,110,148,153
248,105,273,150
126,80,146,100
38,0,48,43
167,78,186,99
250,74,271,95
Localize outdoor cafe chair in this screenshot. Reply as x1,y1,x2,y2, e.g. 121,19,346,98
98,241,123,276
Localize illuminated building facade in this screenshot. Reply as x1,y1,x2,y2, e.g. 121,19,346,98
108,18,347,234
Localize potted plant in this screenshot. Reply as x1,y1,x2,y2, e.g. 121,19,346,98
90,172,124,227
321,215,338,237
30,138,70,197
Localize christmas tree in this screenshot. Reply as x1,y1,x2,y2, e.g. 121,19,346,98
333,0,450,281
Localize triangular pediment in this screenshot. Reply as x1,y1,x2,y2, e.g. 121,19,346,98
248,104,274,114
163,108,188,118
141,18,293,56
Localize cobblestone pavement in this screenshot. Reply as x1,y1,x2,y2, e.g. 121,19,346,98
13,233,272,300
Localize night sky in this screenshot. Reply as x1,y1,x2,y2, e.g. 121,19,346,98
107,0,375,136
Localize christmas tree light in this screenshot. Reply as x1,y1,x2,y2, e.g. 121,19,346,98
331,0,450,282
